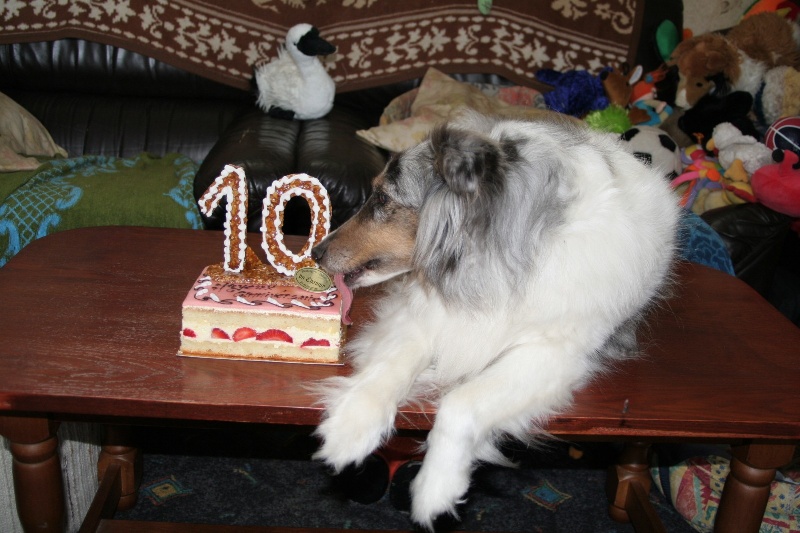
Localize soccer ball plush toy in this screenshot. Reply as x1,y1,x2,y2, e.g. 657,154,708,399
620,126,682,179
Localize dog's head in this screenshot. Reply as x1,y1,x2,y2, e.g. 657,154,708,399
312,115,512,287
313,112,570,300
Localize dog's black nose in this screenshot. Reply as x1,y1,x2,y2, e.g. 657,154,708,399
311,241,327,262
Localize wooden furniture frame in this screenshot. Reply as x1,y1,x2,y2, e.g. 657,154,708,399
0,226,798,533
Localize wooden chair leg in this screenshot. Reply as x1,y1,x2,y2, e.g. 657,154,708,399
97,424,141,511
0,414,64,533
714,442,796,533
606,441,666,533
78,462,122,533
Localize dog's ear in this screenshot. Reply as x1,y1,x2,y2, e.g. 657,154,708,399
430,125,503,196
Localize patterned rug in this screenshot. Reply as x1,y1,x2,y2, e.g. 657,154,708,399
114,425,697,532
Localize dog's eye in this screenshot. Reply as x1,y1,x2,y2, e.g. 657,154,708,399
375,191,389,206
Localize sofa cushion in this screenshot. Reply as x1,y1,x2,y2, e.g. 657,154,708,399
356,67,548,152
194,106,383,235
0,40,253,162
0,91,67,171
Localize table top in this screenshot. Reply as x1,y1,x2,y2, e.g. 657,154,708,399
1,226,799,441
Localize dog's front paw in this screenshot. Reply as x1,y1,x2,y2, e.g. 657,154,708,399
409,460,470,530
313,390,396,472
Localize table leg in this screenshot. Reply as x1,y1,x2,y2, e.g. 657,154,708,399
714,442,796,533
606,441,666,532
98,424,141,511
0,414,64,533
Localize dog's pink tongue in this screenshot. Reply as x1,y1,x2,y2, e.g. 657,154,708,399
334,273,353,325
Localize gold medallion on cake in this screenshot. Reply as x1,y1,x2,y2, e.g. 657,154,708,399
295,267,333,292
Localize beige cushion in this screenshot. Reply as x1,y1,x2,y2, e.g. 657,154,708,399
0,92,67,172
356,67,548,152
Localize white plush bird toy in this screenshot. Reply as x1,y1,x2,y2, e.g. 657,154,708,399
254,23,336,120
708,122,773,176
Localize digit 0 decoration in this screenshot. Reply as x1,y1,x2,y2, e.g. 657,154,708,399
261,174,332,276
197,164,248,273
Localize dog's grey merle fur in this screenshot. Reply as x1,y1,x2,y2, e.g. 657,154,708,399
411,115,581,307
311,110,680,529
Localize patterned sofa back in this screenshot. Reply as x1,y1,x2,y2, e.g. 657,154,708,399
0,1,681,93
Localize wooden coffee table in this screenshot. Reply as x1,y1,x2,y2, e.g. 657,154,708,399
1,226,798,533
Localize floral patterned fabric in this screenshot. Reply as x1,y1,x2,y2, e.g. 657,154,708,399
0,0,645,92
652,455,800,533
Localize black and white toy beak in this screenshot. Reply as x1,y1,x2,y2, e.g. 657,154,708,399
297,27,336,57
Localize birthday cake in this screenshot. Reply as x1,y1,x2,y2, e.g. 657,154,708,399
179,166,349,363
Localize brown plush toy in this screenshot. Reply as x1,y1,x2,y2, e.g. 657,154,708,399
599,65,652,124
669,12,800,109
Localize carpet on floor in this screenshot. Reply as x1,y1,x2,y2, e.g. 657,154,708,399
112,425,698,532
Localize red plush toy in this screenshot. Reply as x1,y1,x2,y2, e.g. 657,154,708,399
751,149,800,216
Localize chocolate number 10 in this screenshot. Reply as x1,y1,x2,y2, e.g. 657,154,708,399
198,164,332,276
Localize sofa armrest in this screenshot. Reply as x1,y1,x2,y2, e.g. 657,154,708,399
194,105,387,236
701,203,791,296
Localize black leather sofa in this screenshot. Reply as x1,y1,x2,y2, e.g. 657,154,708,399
1,29,797,322
0,39,252,164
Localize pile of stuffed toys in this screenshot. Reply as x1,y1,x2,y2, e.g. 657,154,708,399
535,7,800,219
255,9,800,219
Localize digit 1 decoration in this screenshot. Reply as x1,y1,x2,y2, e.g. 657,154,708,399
197,164,248,273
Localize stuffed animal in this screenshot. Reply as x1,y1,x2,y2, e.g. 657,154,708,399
674,91,758,146
755,65,800,126
254,23,336,120
599,65,649,124
535,68,609,117
743,0,800,23
620,126,682,179
751,148,800,216
598,64,674,126
670,144,726,212
668,12,800,109
707,122,773,176
671,141,758,213
765,116,800,157
584,105,631,134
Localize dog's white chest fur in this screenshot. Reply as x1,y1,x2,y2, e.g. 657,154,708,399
312,111,680,530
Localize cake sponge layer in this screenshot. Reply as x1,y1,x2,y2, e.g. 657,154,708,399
179,337,340,363
179,266,344,363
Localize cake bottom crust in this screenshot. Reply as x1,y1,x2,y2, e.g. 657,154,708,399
178,337,342,364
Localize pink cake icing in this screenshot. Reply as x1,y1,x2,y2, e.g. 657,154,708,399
179,265,344,363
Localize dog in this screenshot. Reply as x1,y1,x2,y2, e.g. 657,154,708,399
310,111,680,529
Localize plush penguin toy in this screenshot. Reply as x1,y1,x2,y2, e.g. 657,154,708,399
254,23,336,120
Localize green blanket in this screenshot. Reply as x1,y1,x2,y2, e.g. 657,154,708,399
0,153,203,267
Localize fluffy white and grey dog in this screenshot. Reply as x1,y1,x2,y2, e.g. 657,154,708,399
311,111,679,529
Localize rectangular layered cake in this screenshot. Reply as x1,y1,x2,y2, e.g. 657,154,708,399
179,263,344,363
